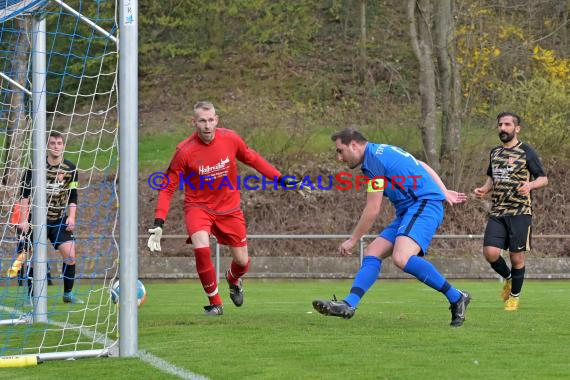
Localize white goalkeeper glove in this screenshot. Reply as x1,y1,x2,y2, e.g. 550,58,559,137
147,219,164,252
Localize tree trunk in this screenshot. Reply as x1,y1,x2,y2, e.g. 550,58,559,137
408,0,439,172
358,0,368,84
434,0,461,181
562,0,569,56
2,18,30,189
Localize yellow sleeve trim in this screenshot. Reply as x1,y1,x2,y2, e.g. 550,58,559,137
68,181,79,189
367,178,384,193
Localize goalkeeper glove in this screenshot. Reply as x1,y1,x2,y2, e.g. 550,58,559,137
279,176,300,188
147,219,164,252
279,176,312,198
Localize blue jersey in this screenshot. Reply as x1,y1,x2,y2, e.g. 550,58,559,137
361,143,445,214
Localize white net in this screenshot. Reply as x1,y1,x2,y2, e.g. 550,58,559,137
0,0,120,357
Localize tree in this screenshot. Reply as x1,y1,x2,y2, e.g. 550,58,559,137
408,0,439,172
358,0,368,84
434,0,461,181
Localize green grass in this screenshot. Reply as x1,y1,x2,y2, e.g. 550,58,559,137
2,280,570,379
139,128,191,170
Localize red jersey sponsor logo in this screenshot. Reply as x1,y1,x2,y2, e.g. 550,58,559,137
199,156,230,175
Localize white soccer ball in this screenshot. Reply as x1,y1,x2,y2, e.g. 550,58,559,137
110,279,147,307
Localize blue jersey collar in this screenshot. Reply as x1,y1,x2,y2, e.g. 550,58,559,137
361,143,373,173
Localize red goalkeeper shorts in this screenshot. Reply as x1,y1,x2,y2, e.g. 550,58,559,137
184,207,247,247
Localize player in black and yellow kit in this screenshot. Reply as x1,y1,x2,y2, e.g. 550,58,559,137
17,131,83,304
474,112,548,311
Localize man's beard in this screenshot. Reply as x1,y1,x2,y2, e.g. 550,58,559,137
349,161,360,169
499,131,514,143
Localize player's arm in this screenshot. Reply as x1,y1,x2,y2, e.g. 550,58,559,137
153,150,184,223
233,133,307,191
148,150,184,252
66,168,78,231
419,160,467,205
234,133,282,179
339,182,383,256
518,146,548,196
17,168,32,234
474,151,494,198
518,174,548,196
528,176,548,190
18,197,30,234
474,177,493,198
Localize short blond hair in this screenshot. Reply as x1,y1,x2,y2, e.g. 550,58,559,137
193,101,215,116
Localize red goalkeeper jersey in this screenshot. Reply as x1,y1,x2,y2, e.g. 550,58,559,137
154,128,281,219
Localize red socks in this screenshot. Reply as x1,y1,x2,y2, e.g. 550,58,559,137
227,258,250,285
194,247,222,305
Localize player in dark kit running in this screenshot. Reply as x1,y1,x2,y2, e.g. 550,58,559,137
474,112,548,311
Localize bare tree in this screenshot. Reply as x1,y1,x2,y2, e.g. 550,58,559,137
358,0,368,84
408,0,439,171
434,0,461,180
561,0,569,55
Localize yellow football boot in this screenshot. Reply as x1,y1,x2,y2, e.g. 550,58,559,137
7,252,26,278
501,278,512,301
504,296,519,311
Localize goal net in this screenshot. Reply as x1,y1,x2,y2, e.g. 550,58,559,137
0,0,122,362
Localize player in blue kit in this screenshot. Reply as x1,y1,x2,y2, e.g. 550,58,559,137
313,128,471,327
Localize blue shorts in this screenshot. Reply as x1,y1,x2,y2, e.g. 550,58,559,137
379,200,444,255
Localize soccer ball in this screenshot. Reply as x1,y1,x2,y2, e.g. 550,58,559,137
110,279,147,307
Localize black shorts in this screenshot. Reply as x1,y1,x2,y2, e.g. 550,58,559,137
483,214,532,253
17,216,75,252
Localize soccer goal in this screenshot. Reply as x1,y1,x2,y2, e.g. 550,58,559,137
0,0,138,366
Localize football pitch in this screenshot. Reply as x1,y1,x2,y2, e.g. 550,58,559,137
4,279,570,379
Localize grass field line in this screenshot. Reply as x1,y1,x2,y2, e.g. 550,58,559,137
138,349,209,380
0,304,208,379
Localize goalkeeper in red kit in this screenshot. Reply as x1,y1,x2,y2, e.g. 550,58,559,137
147,101,298,316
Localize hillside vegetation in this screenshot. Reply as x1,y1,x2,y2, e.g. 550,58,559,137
135,0,570,256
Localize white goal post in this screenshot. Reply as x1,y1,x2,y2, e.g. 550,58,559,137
0,0,138,365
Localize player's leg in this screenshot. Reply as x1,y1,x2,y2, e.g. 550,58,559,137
15,232,35,297
343,236,393,308
394,235,470,327
191,230,223,313
227,246,247,307
393,235,462,304
47,262,53,286
213,210,248,307
58,241,82,303
52,219,83,304
483,216,512,300
312,236,393,319
186,209,223,315
504,215,531,311
392,200,470,326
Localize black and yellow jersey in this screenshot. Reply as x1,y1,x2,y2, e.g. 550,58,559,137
486,142,545,217
21,158,78,222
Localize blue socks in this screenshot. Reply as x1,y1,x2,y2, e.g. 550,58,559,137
403,255,461,303
343,255,462,307
344,256,382,307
